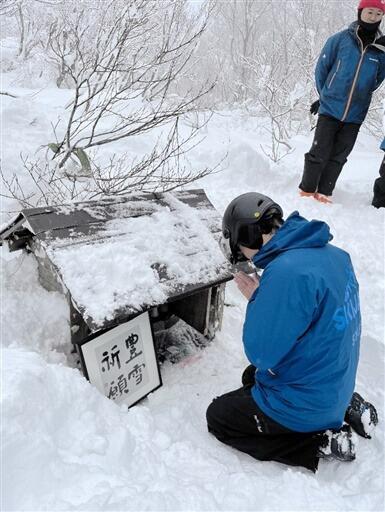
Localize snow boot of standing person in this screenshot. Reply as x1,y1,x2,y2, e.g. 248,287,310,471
298,0,385,204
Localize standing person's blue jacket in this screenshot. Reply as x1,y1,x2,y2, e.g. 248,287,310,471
243,213,361,433
316,22,385,124
381,138,385,151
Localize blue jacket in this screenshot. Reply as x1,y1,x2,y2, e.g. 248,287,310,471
316,22,385,124
244,213,360,433
381,138,385,151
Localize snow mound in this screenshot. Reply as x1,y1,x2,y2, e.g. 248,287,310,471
1,252,70,361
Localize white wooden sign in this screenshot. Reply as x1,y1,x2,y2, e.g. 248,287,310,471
79,311,161,407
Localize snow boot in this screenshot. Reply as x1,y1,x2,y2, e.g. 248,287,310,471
318,424,356,462
314,193,333,204
299,190,315,198
344,392,378,439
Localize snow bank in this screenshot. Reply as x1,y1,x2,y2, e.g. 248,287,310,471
1,252,70,361
1,82,384,511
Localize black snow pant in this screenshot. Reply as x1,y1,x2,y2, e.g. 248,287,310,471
206,384,325,473
299,115,361,196
372,155,385,208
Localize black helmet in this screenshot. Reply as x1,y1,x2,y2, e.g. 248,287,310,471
222,192,283,263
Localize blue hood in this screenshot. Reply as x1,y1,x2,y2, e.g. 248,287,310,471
253,212,333,269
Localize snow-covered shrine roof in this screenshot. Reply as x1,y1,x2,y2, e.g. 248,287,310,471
1,189,232,330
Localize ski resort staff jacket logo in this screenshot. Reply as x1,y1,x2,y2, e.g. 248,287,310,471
316,21,385,124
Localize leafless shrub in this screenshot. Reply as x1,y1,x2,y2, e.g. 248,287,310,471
1,0,218,207
1,156,94,208
1,113,218,206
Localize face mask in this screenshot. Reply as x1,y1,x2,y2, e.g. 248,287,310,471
359,19,382,32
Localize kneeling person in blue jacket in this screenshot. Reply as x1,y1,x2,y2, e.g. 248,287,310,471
299,0,385,203
206,192,378,472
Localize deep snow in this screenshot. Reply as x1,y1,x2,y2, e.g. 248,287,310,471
1,80,384,511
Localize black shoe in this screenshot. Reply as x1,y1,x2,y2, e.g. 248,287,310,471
241,364,256,387
344,392,378,439
318,424,356,462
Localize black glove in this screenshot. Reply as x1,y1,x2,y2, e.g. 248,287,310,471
310,100,320,115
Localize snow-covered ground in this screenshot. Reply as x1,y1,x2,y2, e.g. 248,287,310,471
1,80,384,511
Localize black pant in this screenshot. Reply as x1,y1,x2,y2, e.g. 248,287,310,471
372,155,385,208
206,385,325,473
299,115,361,196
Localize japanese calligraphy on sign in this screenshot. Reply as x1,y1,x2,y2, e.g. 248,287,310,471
79,312,161,407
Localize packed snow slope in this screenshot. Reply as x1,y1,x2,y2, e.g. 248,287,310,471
1,82,384,512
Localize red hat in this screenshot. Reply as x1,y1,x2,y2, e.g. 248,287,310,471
358,0,385,12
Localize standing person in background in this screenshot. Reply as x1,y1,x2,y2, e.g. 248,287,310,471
299,0,385,204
